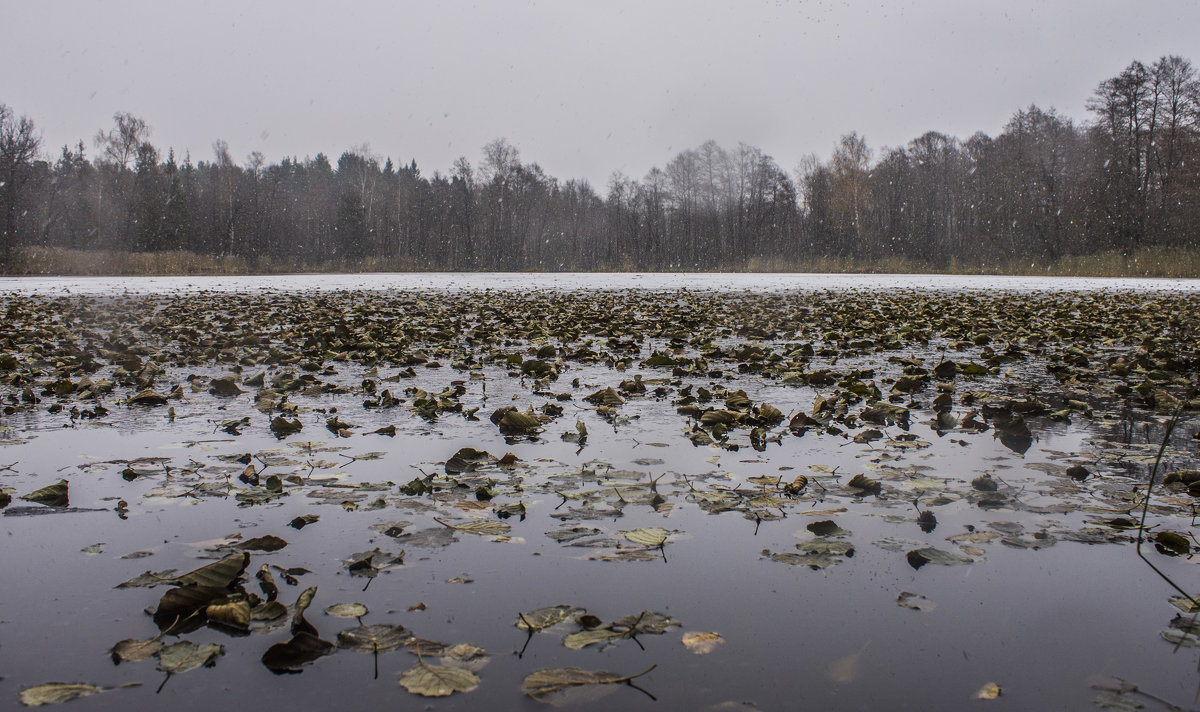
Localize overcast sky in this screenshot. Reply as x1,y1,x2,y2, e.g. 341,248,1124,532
4,1,1199,188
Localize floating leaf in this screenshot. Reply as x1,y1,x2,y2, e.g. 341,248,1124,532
847,474,881,495
563,628,627,650
115,569,179,589
797,539,854,556
18,683,104,707
1154,531,1191,556
971,475,999,492
437,518,510,536
157,640,224,674
206,598,251,628
1092,690,1142,711
522,665,655,705
129,389,169,406
337,623,411,652
496,408,542,434
806,520,848,537
325,602,369,618
20,480,69,507
584,387,625,407
622,527,670,548
614,610,678,634
973,682,1002,699
261,632,335,674
769,551,840,569
1169,595,1200,614
173,552,250,589
110,637,164,664
896,592,937,612
270,416,303,437
518,605,585,631
907,547,973,569
209,375,243,396
398,660,480,697
251,601,288,621
238,535,288,552
292,585,318,624
1066,465,1091,481
682,631,724,654
442,643,491,671
404,638,449,656
153,585,228,632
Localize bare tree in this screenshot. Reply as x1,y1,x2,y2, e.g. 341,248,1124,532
94,112,150,170
830,132,872,252
0,104,42,252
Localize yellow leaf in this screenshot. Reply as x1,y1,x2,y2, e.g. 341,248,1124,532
681,631,724,655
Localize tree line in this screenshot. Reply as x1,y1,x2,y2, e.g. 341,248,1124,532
1,54,1198,272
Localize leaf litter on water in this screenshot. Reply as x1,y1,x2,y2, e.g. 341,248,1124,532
6,287,1200,705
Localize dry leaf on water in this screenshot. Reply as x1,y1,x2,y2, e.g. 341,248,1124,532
337,623,411,652
622,527,670,548
109,637,163,664
517,605,585,631
157,641,224,674
522,664,656,706
324,602,369,618
19,683,103,707
398,659,480,697
682,631,725,654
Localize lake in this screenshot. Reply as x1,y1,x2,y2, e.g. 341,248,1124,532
1,273,1199,711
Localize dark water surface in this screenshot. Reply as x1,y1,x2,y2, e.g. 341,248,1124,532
2,276,1199,711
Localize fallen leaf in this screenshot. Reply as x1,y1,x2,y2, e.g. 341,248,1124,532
436,518,511,536
110,637,163,664
682,631,724,654
20,480,69,507
906,547,973,569
622,527,670,547
18,683,105,707
896,592,937,612
325,602,369,618
522,664,656,705
261,632,335,674
518,605,585,631
563,628,627,650
206,598,251,628
337,623,411,652
157,640,224,674
398,660,480,697
238,535,288,552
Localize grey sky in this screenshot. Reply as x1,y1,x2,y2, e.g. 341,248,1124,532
5,1,1198,188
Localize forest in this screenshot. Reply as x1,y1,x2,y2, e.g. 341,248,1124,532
1,54,1198,274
